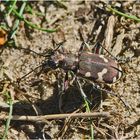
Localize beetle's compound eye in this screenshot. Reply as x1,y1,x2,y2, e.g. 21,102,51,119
47,59,57,69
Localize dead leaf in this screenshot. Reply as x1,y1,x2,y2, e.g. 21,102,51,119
0,28,7,46
53,30,65,44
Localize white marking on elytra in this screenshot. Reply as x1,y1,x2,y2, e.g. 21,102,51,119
85,72,91,77
99,55,108,63
113,77,117,82
97,68,108,82
75,58,79,62
87,52,93,54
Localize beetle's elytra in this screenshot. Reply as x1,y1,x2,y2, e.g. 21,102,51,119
50,51,122,84
78,52,122,84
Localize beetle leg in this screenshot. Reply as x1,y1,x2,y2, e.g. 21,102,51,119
92,41,103,54
75,77,92,105
58,72,70,113
58,78,65,113
78,42,92,55
95,42,119,61
90,83,131,113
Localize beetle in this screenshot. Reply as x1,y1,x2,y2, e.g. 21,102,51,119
46,49,122,84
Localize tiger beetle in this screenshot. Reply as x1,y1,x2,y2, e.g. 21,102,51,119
17,41,129,112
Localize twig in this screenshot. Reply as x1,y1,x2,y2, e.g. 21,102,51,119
104,15,115,52
0,112,111,123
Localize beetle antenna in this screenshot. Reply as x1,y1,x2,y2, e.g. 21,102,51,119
17,47,47,57
17,63,43,83
53,42,64,52
16,42,64,58
44,42,64,57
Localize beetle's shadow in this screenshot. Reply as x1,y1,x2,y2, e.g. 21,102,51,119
34,82,107,113
2,82,107,115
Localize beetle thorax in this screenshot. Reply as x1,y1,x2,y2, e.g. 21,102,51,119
52,53,79,71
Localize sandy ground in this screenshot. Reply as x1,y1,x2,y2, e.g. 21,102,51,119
0,1,140,139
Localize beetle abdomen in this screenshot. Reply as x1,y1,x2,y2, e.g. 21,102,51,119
78,52,122,84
